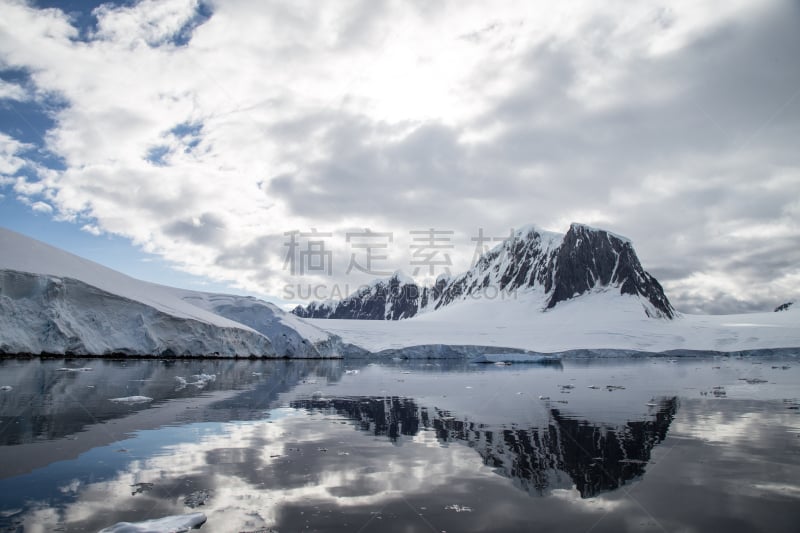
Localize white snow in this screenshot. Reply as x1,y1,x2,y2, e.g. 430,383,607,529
97,512,206,533
390,270,416,285
311,290,800,354
0,228,244,330
570,222,632,244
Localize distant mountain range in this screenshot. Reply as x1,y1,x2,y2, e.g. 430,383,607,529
293,223,675,320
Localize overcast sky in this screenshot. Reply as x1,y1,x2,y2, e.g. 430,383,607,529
1,0,798,314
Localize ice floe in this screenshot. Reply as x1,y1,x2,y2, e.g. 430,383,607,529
98,512,206,533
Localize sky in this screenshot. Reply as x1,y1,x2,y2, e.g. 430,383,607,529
0,0,798,314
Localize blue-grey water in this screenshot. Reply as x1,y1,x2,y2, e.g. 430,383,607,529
0,356,798,532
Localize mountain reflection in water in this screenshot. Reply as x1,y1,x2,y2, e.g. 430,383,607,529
291,395,678,497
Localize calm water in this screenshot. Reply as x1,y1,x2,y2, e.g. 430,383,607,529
0,356,798,532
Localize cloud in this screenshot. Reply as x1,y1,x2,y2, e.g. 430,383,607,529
30,200,53,214
0,0,798,312
0,132,30,176
81,223,101,236
0,79,29,101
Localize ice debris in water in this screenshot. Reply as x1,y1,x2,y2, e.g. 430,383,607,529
57,367,93,372
0,386,12,392
345,369,359,375
98,512,207,533
131,482,154,495
175,373,216,390
184,490,211,508
109,396,153,404
445,504,473,512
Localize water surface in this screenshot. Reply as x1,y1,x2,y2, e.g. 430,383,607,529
0,356,798,532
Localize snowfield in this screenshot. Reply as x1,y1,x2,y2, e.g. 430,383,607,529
310,290,800,355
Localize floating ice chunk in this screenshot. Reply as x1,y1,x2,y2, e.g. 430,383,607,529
183,490,211,508
175,374,216,389
445,504,473,512
131,482,154,495
345,369,359,375
188,374,216,389
57,367,93,372
98,512,206,533
0,386,12,392
109,396,153,404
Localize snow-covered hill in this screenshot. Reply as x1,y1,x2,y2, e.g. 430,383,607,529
0,228,344,357
310,290,800,354
294,223,675,320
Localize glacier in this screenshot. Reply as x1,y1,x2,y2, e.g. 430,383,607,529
0,228,348,357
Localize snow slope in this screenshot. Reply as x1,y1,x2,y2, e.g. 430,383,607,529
311,289,800,354
0,228,341,357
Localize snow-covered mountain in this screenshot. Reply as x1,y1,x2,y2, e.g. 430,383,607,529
294,223,675,320
0,228,346,357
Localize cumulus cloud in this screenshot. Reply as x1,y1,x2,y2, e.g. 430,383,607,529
0,0,798,311
0,79,28,100
0,132,30,176
30,200,53,214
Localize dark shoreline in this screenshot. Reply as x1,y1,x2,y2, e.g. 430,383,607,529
1,346,798,360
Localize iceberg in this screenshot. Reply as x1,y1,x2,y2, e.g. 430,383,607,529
98,512,206,533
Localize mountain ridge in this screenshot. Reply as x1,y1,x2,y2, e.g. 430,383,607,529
293,223,675,320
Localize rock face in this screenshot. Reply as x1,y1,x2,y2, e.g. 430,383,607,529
293,223,676,320
293,273,428,320
774,302,794,312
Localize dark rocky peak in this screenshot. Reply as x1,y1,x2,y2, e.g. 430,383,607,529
292,222,675,320
294,271,423,320
547,224,674,318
